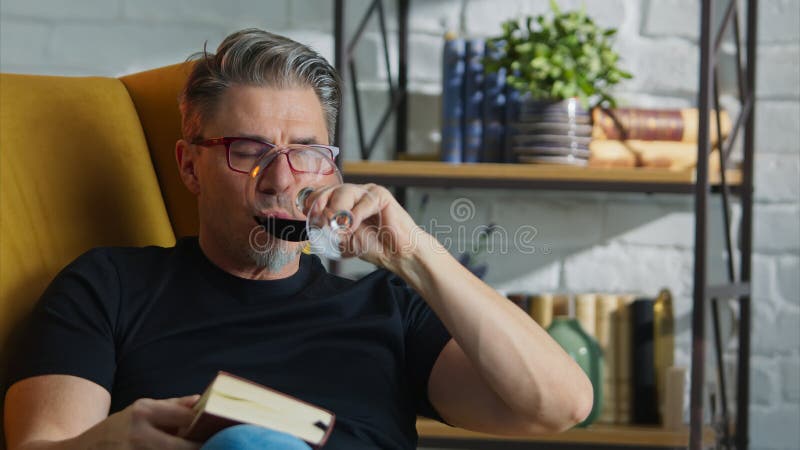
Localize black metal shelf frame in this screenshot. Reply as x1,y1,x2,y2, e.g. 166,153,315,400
332,1,757,449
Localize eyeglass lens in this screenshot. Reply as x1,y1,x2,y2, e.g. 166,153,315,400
229,141,335,174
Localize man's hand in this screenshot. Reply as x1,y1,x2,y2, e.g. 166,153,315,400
302,182,427,270
87,395,202,450
9,392,202,450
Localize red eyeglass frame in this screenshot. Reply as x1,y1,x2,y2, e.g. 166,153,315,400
193,136,339,175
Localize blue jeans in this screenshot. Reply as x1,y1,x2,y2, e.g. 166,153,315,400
200,425,312,450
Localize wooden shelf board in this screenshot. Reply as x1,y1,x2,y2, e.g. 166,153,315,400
416,418,715,447
342,160,742,189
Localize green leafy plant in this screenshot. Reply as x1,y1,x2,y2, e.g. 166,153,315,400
484,0,632,108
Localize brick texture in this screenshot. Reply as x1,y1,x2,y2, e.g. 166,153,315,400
0,1,798,448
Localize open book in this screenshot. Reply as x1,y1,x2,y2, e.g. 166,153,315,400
179,371,336,447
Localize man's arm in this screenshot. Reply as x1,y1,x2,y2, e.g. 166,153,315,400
310,183,593,433
5,375,110,450
390,232,594,434
4,375,200,450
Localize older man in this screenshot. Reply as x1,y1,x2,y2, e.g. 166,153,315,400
4,29,592,450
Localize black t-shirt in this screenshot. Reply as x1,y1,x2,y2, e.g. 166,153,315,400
7,237,452,449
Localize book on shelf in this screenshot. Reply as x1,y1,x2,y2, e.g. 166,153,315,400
481,40,506,163
528,293,554,330
506,291,679,427
440,32,465,163
631,298,659,425
436,66,735,168
654,289,675,424
614,294,637,424
591,107,732,144
552,294,570,318
463,38,485,163
588,107,732,171
588,139,723,172
507,293,530,312
595,294,620,424
179,371,335,447
662,366,687,431
575,293,597,338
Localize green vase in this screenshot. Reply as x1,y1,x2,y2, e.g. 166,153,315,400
547,317,604,427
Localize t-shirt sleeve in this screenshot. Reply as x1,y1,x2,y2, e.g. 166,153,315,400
389,274,452,423
5,249,119,393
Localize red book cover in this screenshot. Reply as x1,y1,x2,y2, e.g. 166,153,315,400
592,107,731,143
180,371,335,448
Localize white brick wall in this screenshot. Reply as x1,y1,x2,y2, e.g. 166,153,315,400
50,23,225,74
642,0,698,40
122,0,290,29
0,20,50,65
758,0,800,44
491,198,606,248
776,256,800,305
754,204,800,253
755,101,800,153
407,0,461,35
1,0,121,20
751,405,800,449
751,357,781,406
563,243,694,295
603,198,732,248
752,254,780,302
755,154,800,202
1,0,798,448
783,360,800,402
642,0,800,45
756,45,800,99
619,37,699,95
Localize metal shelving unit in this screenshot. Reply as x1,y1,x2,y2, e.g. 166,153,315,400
333,1,757,449
414,418,717,450
341,160,744,193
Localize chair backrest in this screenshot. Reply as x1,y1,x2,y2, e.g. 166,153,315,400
0,72,180,439
120,62,199,239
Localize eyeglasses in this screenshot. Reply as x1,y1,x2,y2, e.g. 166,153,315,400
193,137,339,175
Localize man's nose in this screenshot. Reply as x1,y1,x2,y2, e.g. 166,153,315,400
257,153,295,195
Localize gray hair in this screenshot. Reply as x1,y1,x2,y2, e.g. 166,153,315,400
179,28,341,144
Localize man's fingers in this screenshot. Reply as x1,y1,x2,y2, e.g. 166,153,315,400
303,184,336,216
171,394,201,408
349,188,381,231
144,400,198,430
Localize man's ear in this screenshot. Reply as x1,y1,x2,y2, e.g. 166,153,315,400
176,139,201,195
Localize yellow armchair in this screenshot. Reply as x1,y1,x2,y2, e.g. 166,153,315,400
0,63,197,435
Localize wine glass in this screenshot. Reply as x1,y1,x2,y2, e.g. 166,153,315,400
245,146,381,260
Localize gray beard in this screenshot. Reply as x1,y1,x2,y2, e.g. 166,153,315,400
247,226,302,271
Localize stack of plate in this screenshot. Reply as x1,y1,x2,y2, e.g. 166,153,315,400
509,98,592,166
